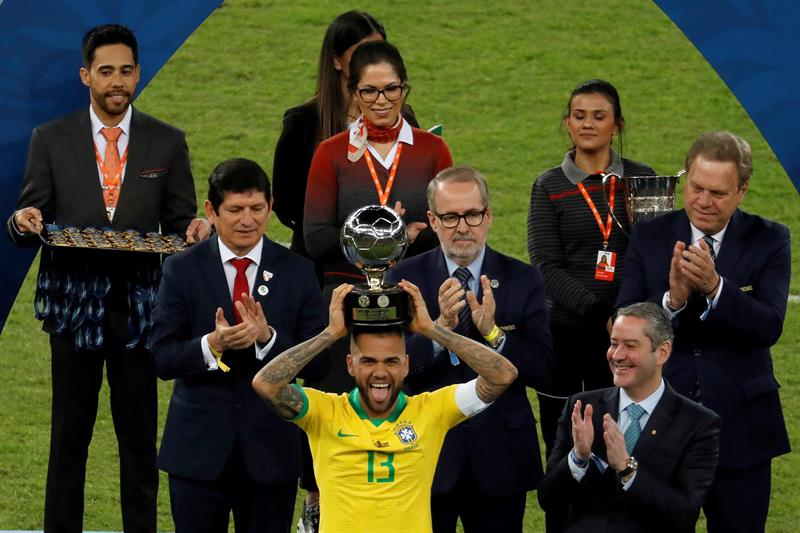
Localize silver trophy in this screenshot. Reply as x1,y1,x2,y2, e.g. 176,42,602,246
602,171,683,237
341,205,410,326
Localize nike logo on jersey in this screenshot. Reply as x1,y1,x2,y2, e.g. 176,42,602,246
337,429,358,438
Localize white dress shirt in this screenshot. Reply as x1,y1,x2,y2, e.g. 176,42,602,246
201,236,277,370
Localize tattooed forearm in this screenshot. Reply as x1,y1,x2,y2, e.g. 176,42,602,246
428,324,518,402
257,330,335,386
252,329,337,406
271,385,305,419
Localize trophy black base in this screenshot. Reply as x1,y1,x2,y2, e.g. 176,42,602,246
345,284,410,327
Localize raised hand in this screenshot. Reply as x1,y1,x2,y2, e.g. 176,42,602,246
436,277,465,330
602,414,629,472
398,279,435,335
327,283,353,339
668,241,692,308
571,400,595,461
466,274,497,337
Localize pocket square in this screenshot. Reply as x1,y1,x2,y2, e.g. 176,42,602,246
139,168,166,179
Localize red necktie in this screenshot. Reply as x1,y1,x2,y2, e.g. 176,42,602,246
100,127,122,216
230,258,251,323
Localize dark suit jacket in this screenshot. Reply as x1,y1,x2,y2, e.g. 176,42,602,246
387,245,553,495
538,384,720,533
151,236,328,485
615,209,791,469
7,106,197,341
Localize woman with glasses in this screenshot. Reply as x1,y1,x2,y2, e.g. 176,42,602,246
298,39,452,533
527,79,655,461
272,11,418,269
304,39,452,287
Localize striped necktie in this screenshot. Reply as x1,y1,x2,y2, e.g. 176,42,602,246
453,266,473,336
702,234,717,261
624,403,646,453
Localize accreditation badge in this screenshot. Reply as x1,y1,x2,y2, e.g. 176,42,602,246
594,250,616,281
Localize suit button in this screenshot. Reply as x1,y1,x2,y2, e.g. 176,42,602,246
693,349,701,357
235,403,242,410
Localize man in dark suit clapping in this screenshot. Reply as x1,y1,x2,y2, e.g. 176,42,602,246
538,302,720,533
7,24,209,533
615,131,791,533
151,158,328,533
388,165,553,533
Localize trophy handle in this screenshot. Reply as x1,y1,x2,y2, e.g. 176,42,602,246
600,171,630,239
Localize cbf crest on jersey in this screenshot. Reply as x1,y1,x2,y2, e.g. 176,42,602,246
395,423,418,446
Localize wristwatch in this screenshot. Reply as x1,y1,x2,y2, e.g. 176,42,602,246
619,455,638,477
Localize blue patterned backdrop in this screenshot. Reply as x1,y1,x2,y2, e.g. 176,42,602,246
654,0,800,194
0,1,222,331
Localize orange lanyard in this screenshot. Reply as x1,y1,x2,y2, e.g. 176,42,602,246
93,143,129,188
577,175,616,249
364,143,403,206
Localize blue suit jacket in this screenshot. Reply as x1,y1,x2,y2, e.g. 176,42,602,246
615,209,790,469
387,245,553,495
151,236,328,484
538,384,720,533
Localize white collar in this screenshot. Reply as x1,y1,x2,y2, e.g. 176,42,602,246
619,379,665,417
217,235,263,266
442,245,486,281
347,117,415,146
89,104,132,137
690,222,727,246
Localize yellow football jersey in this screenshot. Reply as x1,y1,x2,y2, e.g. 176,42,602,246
292,384,467,533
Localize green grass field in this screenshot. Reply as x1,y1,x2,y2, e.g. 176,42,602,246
1,1,798,531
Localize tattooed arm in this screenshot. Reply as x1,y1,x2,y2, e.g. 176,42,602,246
398,280,518,403
252,284,352,419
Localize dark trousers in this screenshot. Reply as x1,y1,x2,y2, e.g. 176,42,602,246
704,461,771,533
168,445,296,533
45,334,157,533
538,323,612,458
431,471,527,533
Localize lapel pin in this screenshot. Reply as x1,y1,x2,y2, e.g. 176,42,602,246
651,429,657,435
257,285,269,296
263,270,273,282
490,279,499,289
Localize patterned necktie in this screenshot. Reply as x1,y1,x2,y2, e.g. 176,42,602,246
453,266,473,336
100,127,123,218
624,403,646,453
230,258,252,323
702,234,717,262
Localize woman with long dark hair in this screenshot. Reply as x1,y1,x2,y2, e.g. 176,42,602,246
272,11,417,264
527,79,655,460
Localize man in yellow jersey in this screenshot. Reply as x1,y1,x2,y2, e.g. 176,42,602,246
252,280,518,533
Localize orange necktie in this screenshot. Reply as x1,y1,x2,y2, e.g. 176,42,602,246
100,127,123,217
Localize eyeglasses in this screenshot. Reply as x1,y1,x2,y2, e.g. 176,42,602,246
357,83,405,103
435,210,487,228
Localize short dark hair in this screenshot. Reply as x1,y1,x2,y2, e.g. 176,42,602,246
563,79,625,155
207,158,271,212
684,131,752,187
427,165,490,212
82,24,138,67
615,302,674,351
350,325,405,353
347,40,408,94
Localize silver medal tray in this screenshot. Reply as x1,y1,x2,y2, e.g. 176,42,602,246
39,224,187,254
